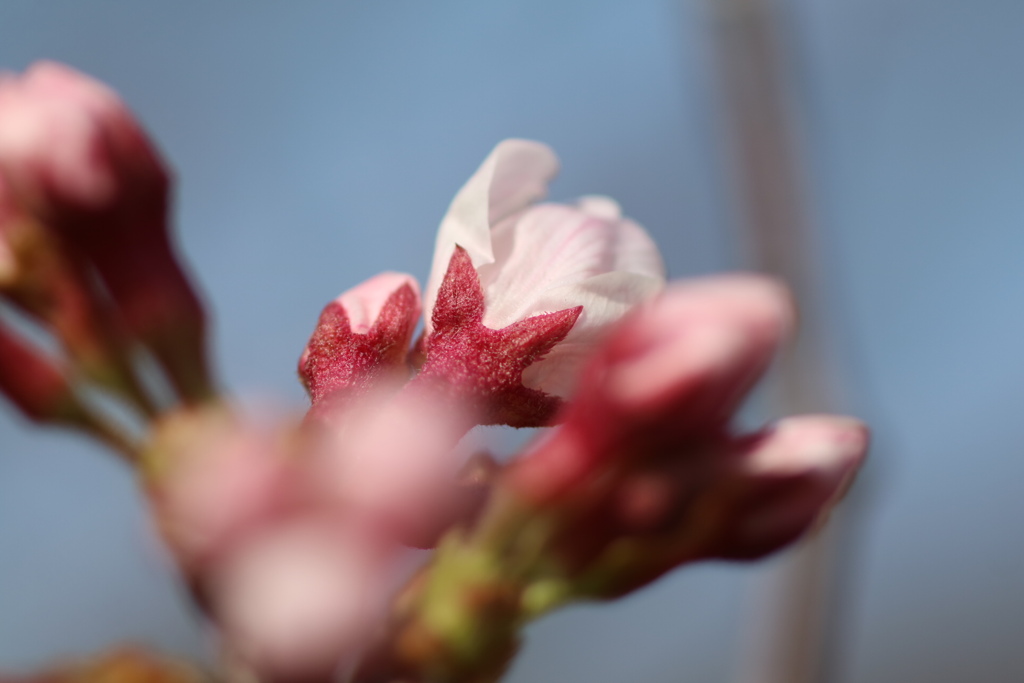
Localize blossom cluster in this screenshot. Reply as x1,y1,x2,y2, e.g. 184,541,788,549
0,62,868,683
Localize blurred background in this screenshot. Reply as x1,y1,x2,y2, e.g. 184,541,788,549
1,1,1023,681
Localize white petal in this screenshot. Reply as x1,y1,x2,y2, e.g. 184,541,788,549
479,202,665,329
521,271,665,397
576,194,623,221
423,140,559,332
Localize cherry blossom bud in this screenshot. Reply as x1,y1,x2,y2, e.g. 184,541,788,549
577,415,868,598
495,276,867,598
417,140,664,427
0,319,141,457
699,415,868,561
211,519,390,683
146,408,405,679
0,62,166,221
0,61,210,401
312,388,479,547
0,175,155,411
146,408,299,574
509,275,795,502
299,272,420,421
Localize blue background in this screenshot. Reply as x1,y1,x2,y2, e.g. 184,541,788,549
1,2,1023,681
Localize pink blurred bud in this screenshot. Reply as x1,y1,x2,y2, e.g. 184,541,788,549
701,415,868,560
299,272,420,421
148,411,299,573
0,62,210,401
210,519,390,683
147,408,411,679
590,415,869,596
496,276,867,595
0,62,166,217
312,388,479,547
509,275,794,502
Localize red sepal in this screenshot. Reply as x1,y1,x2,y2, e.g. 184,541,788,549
417,246,581,428
300,282,419,419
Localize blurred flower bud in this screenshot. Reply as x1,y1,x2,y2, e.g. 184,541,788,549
416,139,665,427
210,519,390,683
508,275,795,502
0,318,140,457
312,388,481,548
146,405,412,682
0,175,155,413
299,272,420,422
697,415,869,561
145,407,300,574
0,61,211,402
493,276,867,598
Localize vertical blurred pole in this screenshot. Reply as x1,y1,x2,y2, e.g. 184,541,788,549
704,0,849,682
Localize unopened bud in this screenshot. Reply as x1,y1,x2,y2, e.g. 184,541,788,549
311,388,478,548
144,406,298,574
0,61,211,402
492,277,867,599
700,415,869,561
1,176,155,413
210,519,388,683
508,275,794,502
299,272,421,422
0,319,142,459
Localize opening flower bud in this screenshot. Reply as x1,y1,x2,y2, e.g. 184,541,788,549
299,272,421,421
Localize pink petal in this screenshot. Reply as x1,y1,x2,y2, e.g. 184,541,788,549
211,519,386,680
479,200,664,328
0,75,115,208
424,140,559,332
708,415,870,559
155,416,296,570
597,275,793,420
313,389,474,539
518,271,665,398
335,271,420,334
509,275,794,502
479,200,663,397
